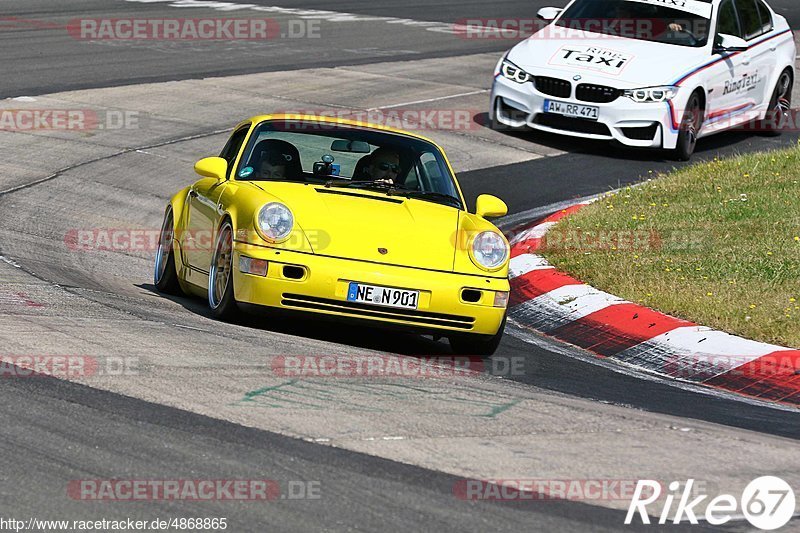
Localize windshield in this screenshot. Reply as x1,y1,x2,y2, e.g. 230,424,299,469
235,120,463,209
556,0,712,47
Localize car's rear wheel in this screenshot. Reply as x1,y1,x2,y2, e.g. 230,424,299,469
154,207,182,295
671,91,703,161
208,220,238,320
449,314,507,357
761,70,793,136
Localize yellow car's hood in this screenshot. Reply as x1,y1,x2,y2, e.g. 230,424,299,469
256,182,459,271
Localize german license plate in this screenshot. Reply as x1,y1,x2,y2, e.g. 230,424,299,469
346,282,419,310
544,99,599,121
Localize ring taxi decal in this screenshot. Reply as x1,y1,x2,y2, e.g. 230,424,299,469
548,46,634,75
723,71,761,96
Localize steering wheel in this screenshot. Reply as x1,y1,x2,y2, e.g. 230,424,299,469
671,25,699,46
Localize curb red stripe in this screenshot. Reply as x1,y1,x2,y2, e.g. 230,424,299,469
509,268,582,306
510,238,543,258
548,303,693,357
540,204,585,224
706,350,800,402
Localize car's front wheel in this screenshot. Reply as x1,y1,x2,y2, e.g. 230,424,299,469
208,220,238,320
154,207,182,295
670,91,703,161
449,314,507,357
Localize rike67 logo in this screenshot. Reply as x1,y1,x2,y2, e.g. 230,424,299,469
626,477,796,530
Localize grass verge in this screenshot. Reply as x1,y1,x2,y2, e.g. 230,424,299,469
540,144,800,348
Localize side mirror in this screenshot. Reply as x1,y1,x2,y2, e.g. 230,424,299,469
476,194,508,219
536,7,562,21
194,156,229,181
714,34,748,53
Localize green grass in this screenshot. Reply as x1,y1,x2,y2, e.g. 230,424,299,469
540,144,800,349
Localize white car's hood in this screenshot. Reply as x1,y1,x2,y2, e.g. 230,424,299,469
507,30,703,88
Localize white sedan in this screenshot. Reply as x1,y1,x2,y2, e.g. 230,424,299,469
490,0,795,159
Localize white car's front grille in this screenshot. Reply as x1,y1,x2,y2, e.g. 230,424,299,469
576,84,623,104
533,76,572,98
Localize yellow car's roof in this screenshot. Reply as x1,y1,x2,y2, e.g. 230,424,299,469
236,114,442,149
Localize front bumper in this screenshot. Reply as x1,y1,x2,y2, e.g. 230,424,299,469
490,75,680,149
232,242,509,336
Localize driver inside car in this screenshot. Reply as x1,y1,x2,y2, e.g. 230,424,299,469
362,148,401,184
252,139,302,181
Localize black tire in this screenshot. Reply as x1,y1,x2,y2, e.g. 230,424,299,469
670,91,703,161
154,207,183,295
208,220,239,320
449,314,507,357
760,70,793,137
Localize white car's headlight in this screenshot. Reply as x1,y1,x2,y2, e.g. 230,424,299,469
500,60,532,84
257,202,294,241
623,86,679,103
470,231,509,270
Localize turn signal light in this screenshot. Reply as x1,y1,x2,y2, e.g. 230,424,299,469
239,256,268,277
494,291,510,308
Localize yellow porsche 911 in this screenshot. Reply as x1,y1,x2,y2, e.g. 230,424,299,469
154,115,510,355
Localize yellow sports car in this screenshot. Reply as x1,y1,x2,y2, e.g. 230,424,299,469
154,115,510,355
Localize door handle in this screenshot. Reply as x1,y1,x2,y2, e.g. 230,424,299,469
741,56,751,65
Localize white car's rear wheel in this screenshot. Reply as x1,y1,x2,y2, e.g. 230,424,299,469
761,70,793,136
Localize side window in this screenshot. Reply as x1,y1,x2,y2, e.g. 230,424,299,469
734,0,765,40
716,0,742,39
755,0,773,34
219,127,249,170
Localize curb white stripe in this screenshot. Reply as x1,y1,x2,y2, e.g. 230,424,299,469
509,254,554,279
511,284,627,332
510,221,557,246
612,326,795,380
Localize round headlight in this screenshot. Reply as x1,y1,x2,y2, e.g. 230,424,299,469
257,202,294,241
632,89,649,102
471,231,509,270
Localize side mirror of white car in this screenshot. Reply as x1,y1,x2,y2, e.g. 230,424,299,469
714,34,748,53
536,7,562,21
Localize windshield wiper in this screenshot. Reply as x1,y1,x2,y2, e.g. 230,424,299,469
321,181,462,208
388,190,462,208
324,179,392,189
